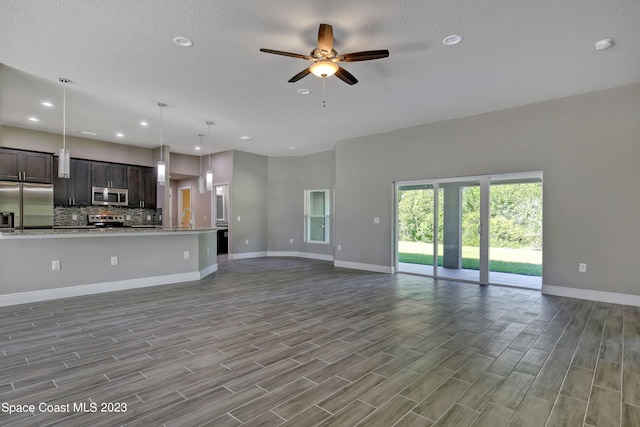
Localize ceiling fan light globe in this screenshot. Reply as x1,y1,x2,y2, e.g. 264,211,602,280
310,61,339,78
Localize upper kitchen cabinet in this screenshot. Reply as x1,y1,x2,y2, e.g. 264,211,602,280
0,148,52,183
53,157,92,206
128,165,156,208
92,161,128,188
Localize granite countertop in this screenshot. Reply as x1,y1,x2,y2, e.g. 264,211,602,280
0,227,217,238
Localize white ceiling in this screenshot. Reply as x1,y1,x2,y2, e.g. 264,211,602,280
1,0,639,157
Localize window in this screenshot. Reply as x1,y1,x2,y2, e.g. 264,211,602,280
305,189,330,243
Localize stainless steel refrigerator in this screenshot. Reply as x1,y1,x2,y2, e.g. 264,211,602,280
0,181,54,229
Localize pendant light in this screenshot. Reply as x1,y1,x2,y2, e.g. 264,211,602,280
198,133,205,194
57,78,71,178
157,102,167,186
206,121,214,191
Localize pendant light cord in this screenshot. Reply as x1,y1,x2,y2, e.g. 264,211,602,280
63,82,66,150
207,122,212,169
199,134,203,174
159,104,164,162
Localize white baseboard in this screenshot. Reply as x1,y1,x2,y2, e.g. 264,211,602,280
334,260,394,274
267,251,334,261
0,271,205,307
542,284,640,307
199,263,218,279
229,251,268,260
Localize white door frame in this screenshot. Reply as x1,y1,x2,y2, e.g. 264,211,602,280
178,185,192,228
394,171,542,286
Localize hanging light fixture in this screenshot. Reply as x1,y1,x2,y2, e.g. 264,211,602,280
206,121,214,191
157,102,167,186
198,133,205,194
58,78,71,178
309,60,339,78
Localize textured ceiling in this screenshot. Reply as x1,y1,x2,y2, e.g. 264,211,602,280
1,0,639,157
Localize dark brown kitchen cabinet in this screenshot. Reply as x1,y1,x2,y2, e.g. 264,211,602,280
92,161,128,188
53,158,92,206
128,165,156,208
0,148,52,183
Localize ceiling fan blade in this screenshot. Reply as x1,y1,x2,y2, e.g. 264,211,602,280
288,67,312,83
318,23,333,53
338,50,390,62
259,48,312,60
335,67,358,85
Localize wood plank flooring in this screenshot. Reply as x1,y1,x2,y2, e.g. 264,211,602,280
0,257,638,426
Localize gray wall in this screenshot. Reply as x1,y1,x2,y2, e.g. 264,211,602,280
267,150,335,257
0,232,213,293
1,125,155,166
232,150,268,255
334,83,640,295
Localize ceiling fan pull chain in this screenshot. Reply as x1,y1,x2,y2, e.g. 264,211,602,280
323,77,327,108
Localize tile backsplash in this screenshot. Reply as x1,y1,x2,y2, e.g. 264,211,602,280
54,206,160,227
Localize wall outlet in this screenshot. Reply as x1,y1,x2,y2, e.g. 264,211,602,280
126,215,131,220
245,239,249,245
374,217,380,224
184,251,190,260
337,244,342,251
51,260,61,271
204,215,207,221
237,216,241,222
147,215,151,220
72,214,78,221
579,263,587,272
207,247,210,255
110,256,118,266
289,238,294,244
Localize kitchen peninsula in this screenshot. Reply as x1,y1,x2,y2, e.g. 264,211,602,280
0,227,217,307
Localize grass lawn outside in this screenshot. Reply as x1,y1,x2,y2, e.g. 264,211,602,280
398,241,542,276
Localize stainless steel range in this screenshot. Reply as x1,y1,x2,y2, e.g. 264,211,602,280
87,214,127,228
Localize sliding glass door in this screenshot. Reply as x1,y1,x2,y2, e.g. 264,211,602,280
488,177,542,288
435,180,482,283
396,172,542,288
396,183,437,276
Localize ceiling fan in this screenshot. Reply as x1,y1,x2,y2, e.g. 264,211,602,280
260,23,389,85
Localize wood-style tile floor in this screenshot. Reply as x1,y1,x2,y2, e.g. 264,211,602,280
1,257,638,426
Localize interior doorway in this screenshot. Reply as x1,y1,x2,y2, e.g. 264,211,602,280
178,186,192,228
395,172,542,289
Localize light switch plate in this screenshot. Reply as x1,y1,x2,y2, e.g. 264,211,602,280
184,251,190,260
51,260,61,271
111,256,118,266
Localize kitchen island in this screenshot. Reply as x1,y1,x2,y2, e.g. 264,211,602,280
0,228,217,307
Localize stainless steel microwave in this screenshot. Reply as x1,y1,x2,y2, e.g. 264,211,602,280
92,187,128,206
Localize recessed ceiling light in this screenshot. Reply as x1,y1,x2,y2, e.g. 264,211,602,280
79,130,98,136
239,135,253,141
173,36,193,47
297,89,311,95
28,117,39,122
116,133,124,138
195,146,201,151
289,146,296,150
41,101,54,107
594,38,613,50
139,121,149,126
443,35,463,46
